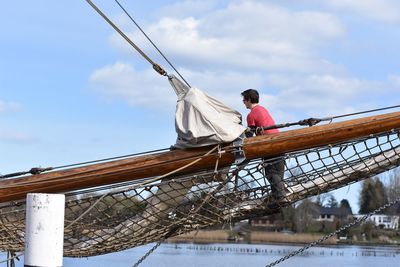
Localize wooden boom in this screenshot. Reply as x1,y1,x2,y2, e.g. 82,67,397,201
1,111,400,202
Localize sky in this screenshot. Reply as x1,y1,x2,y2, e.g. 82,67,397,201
1,0,400,212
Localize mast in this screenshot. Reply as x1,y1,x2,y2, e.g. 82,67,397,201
0,111,399,202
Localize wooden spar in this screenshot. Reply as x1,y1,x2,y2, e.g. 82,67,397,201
1,111,400,202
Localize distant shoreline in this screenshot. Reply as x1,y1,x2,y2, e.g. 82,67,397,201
167,230,400,247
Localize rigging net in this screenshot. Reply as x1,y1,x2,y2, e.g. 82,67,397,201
0,129,399,256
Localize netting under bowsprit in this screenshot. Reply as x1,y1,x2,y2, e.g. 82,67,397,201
0,130,399,256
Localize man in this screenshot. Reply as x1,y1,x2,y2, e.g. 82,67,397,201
241,89,289,201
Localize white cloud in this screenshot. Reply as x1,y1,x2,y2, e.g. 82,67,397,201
272,73,400,121
90,0,398,123
97,1,345,111
263,73,383,116
90,61,393,123
89,62,176,110
0,100,21,113
111,1,344,73
89,62,260,112
156,0,219,18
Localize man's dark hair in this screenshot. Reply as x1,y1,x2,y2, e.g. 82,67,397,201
241,89,259,104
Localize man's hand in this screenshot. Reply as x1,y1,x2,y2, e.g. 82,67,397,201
245,127,255,138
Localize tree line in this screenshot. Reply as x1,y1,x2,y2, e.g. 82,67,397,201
359,167,400,214
267,167,400,235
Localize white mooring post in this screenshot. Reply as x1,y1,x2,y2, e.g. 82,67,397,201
24,193,65,267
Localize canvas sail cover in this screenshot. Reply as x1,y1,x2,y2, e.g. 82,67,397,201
169,75,246,148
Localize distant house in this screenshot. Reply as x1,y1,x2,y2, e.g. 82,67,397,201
315,207,353,222
353,214,399,229
251,205,354,226
249,215,287,231
250,216,276,227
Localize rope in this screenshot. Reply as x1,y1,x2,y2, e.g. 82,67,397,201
132,178,232,267
0,130,398,257
0,147,169,179
84,0,167,76
0,252,22,266
0,145,223,192
253,104,400,133
246,114,400,149
1,145,221,266
113,0,191,88
53,147,170,170
132,241,163,267
3,115,396,190
132,146,229,266
4,104,398,179
265,196,400,267
144,145,219,182
64,193,108,230
0,167,53,179
331,104,400,120
65,145,219,230
0,145,222,265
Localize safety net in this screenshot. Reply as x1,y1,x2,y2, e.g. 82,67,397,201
0,130,399,256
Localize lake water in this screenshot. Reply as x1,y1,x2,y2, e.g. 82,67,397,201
2,243,399,267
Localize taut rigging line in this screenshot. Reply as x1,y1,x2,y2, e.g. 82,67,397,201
113,0,191,88
84,0,191,87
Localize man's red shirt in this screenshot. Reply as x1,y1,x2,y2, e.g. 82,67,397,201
246,105,279,135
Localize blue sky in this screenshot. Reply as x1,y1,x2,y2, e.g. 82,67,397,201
1,0,400,212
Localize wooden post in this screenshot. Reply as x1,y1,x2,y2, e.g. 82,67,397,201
24,193,65,267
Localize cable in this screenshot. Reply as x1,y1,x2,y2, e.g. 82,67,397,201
4,105,399,179
85,0,167,76
0,167,53,179
253,104,400,133
0,147,170,179
265,196,400,267
114,0,191,88
331,104,400,120
52,147,170,170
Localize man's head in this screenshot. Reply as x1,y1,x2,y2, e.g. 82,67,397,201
241,89,259,109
